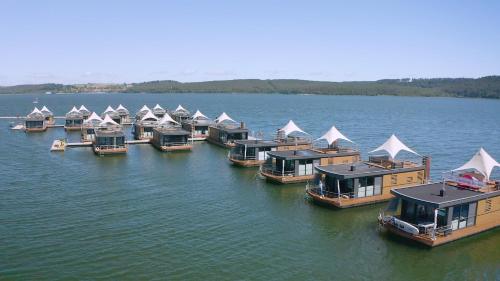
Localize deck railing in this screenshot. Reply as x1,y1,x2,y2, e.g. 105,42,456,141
229,152,257,161
260,165,295,176
306,184,354,198
161,142,191,147
95,144,127,150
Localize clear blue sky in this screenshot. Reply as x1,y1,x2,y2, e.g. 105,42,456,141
1,0,499,85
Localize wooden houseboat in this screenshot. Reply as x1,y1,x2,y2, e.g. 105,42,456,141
79,105,91,120
135,105,151,121
93,115,127,155
151,114,192,152
25,107,47,132
181,110,212,141
40,106,55,126
81,112,103,142
116,104,131,124
207,112,249,148
64,106,84,131
171,105,191,123
307,134,430,208
380,148,500,247
101,106,121,124
152,104,166,118
132,110,158,140
228,120,312,167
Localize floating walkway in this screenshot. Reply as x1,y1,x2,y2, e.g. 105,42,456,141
53,139,150,152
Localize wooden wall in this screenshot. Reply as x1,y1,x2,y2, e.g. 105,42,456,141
475,196,500,226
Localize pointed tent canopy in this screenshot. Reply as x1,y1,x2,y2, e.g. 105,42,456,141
140,110,159,122
453,148,500,180
84,112,103,124
99,114,119,127
29,107,43,115
316,125,353,145
215,112,236,124
68,106,79,114
370,134,419,159
278,120,307,136
40,106,52,115
116,104,129,113
103,105,116,113
138,105,150,113
192,110,208,120
153,104,164,110
175,104,188,113
79,105,89,112
158,113,179,125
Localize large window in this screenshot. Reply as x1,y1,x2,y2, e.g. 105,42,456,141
356,176,382,198
298,159,313,176
451,203,475,230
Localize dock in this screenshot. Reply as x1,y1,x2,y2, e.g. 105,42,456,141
53,139,150,152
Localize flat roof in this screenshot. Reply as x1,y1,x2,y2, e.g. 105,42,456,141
267,149,358,160
391,183,499,208
315,162,424,179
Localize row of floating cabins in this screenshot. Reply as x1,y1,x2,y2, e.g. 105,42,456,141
24,105,500,247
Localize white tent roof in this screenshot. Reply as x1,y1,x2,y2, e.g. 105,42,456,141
175,104,187,112
30,107,42,115
141,110,159,121
215,112,235,124
278,120,307,136
453,148,500,180
138,105,150,112
68,106,79,114
158,113,179,125
116,104,128,111
316,126,353,145
84,112,103,123
41,106,52,114
370,134,419,159
153,104,164,110
99,114,119,126
79,105,89,112
103,105,116,113
192,110,208,120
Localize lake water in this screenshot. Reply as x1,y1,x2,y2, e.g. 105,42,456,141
0,93,499,280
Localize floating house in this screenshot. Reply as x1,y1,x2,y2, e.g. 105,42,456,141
260,126,361,184
152,113,192,152
152,104,167,118
25,107,47,132
207,112,248,148
101,106,121,124
116,104,131,124
171,105,191,123
81,112,103,142
135,105,151,121
40,106,55,126
93,115,127,155
79,105,91,120
380,148,500,247
181,110,213,141
228,120,313,167
307,134,430,208
64,106,84,131
132,110,159,140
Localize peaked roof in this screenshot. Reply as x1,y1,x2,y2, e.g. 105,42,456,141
84,112,103,124
215,112,235,124
41,106,52,114
141,110,159,121
67,106,79,114
100,114,119,126
278,120,307,136
116,104,128,112
316,125,353,145
153,104,164,110
138,105,150,113
29,107,43,115
370,134,419,159
158,113,179,125
453,148,500,180
175,104,188,112
103,105,116,113
79,105,90,112
192,110,208,120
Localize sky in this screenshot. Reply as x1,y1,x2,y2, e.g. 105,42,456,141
1,0,499,85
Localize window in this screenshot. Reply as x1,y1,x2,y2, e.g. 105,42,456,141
451,203,473,230
391,175,397,185
406,176,414,183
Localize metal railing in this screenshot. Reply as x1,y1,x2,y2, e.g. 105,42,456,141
94,144,127,150
260,165,295,176
161,142,191,147
306,185,354,199
228,153,257,160
443,173,486,189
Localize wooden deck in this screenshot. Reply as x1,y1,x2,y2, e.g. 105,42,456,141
229,158,264,167
383,221,500,247
206,137,235,148
260,171,314,184
307,190,394,208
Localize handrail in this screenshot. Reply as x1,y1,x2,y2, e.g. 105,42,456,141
229,152,257,160
306,185,354,198
261,165,295,176
94,144,127,150
160,142,191,147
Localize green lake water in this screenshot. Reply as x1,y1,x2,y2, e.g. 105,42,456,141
0,93,499,280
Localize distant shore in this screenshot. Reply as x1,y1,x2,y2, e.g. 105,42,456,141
1,76,499,99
